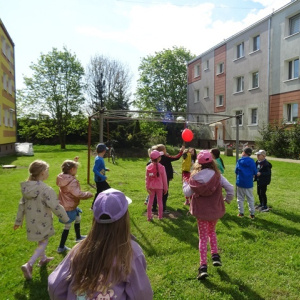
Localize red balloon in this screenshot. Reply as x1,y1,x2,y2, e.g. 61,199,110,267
182,129,193,142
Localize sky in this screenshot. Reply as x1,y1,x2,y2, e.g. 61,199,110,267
0,0,292,94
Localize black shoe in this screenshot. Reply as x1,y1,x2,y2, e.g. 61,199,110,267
212,254,222,267
163,210,170,214
197,265,208,280
152,209,158,213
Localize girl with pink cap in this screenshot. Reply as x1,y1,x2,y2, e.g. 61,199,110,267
183,150,234,280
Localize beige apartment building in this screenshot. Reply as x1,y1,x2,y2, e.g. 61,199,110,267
187,0,300,148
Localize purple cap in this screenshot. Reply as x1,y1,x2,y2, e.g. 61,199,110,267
93,188,132,224
197,150,213,164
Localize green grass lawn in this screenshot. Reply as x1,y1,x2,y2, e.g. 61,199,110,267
1,145,300,300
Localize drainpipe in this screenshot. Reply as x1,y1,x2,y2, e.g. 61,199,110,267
267,15,272,124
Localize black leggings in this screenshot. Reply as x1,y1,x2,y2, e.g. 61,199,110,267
257,185,267,207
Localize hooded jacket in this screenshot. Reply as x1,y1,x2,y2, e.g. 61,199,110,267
145,162,168,193
254,159,272,186
56,173,92,211
160,150,183,180
15,181,70,242
235,156,257,188
183,169,234,221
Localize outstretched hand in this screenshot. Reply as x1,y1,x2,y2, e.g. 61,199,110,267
74,156,79,162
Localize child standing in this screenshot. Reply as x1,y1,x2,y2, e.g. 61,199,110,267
152,144,185,213
48,188,153,300
146,150,168,221
235,147,257,218
56,157,94,253
92,143,111,208
182,148,193,205
14,160,70,280
254,150,272,212
183,150,234,280
210,148,225,174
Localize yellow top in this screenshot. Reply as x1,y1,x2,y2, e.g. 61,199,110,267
182,152,192,172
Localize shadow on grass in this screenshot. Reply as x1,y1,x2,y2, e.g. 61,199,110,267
271,209,300,224
14,266,49,300
131,218,158,256
201,269,265,300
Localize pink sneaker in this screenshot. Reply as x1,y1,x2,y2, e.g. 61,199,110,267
38,257,54,267
21,263,32,280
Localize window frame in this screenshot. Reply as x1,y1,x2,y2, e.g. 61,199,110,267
250,108,258,125
216,95,224,107
194,89,200,103
233,110,243,126
288,58,299,80
253,35,260,52
285,103,298,123
235,76,244,93
251,71,259,89
236,42,244,59
194,64,200,78
204,87,209,99
289,13,300,36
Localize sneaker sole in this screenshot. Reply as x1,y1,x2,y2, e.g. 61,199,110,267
197,272,209,280
213,262,222,267
21,265,32,280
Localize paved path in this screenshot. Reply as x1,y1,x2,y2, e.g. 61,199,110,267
220,152,300,164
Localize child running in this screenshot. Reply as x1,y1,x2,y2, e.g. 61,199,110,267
56,157,93,253
48,188,153,300
183,150,234,280
14,160,70,280
146,150,168,221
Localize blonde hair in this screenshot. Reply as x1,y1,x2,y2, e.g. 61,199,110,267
28,160,49,181
156,144,165,152
70,211,133,296
61,160,78,174
191,160,220,177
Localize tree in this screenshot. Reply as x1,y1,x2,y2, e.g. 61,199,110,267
21,47,86,149
86,55,132,113
134,46,195,113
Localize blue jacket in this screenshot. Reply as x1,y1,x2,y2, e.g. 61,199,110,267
93,156,107,182
235,156,257,188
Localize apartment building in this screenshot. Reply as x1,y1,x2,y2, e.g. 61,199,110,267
187,0,300,147
0,19,16,156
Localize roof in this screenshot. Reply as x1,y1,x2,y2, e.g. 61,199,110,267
0,18,15,47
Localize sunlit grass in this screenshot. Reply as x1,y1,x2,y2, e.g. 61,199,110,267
1,145,300,299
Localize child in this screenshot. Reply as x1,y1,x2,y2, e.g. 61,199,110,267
235,147,257,218
183,150,234,280
254,150,272,212
14,160,70,280
146,150,168,221
48,188,153,300
210,148,225,174
91,143,111,208
182,148,193,205
152,144,185,213
190,148,197,165
56,157,94,253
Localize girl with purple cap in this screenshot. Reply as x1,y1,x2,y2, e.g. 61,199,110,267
48,188,153,300
145,150,168,221
183,150,234,280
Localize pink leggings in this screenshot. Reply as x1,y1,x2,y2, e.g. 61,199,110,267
197,219,218,266
147,189,163,219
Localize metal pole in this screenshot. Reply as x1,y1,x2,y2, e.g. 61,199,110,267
236,115,240,163
99,110,104,143
88,116,91,185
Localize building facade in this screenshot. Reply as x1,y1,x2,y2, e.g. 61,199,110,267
187,0,300,148
0,19,16,156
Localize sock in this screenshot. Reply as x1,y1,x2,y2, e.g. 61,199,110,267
59,230,69,248
74,223,81,240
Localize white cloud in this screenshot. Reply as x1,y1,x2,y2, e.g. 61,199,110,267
77,0,292,58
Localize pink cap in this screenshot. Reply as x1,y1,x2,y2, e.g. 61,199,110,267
197,150,213,164
150,150,164,160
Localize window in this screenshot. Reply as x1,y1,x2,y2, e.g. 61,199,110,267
4,109,8,127
204,60,209,70
217,62,224,74
251,108,258,124
194,90,200,103
253,35,260,51
236,76,244,92
288,59,299,79
204,87,209,98
2,38,6,56
0,107,1,125
285,103,298,123
289,13,300,35
216,95,223,107
194,64,200,77
235,110,243,125
3,73,7,91
8,78,12,94
237,42,244,59
9,110,13,127
252,71,259,88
